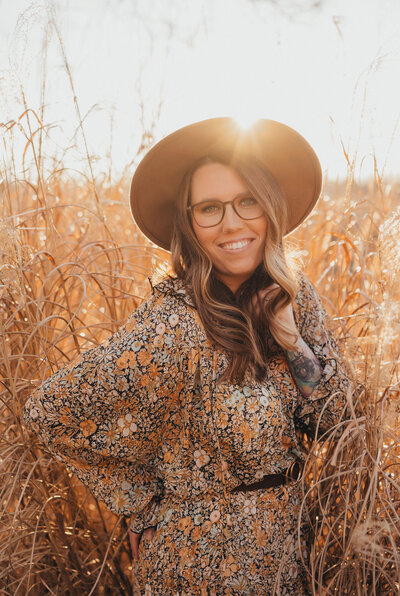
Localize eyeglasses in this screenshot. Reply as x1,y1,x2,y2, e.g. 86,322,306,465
187,195,265,228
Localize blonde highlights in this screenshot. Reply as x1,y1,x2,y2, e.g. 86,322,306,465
170,152,304,383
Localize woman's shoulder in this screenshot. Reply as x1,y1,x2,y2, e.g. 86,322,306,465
137,275,195,312
149,275,194,306
293,269,319,303
291,269,325,329
123,275,197,335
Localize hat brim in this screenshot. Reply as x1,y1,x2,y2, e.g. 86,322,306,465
130,117,322,251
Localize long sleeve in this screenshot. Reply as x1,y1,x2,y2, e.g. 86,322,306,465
23,292,186,526
292,271,362,439
129,494,163,533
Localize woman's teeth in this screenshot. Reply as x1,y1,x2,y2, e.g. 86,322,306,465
220,239,252,250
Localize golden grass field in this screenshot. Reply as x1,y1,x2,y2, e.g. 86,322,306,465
0,102,399,594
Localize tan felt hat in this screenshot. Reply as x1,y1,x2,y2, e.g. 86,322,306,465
130,117,322,251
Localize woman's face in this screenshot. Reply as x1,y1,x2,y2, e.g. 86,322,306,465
189,161,268,294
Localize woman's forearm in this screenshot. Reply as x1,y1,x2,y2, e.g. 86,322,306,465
283,335,324,397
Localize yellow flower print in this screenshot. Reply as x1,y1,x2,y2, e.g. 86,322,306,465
215,458,230,482
125,315,136,333
59,406,73,425
105,425,118,446
155,322,166,335
178,545,190,564
255,529,268,548
137,349,152,367
216,411,229,429
115,350,136,370
168,313,179,327
163,450,174,463
111,489,130,511
177,516,193,536
79,419,97,437
193,513,203,526
29,407,39,419
194,448,210,468
115,375,129,393
243,498,257,515
239,420,257,443
222,553,239,577
121,479,132,491
148,363,159,377
231,412,243,426
246,396,259,413
80,382,93,396
210,509,220,523
117,413,138,436
153,335,164,348
140,374,151,387
253,469,264,480
191,525,201,541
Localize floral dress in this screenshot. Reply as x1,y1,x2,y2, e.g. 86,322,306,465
23,271,360,595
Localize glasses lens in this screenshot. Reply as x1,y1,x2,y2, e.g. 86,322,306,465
192,201,223,227
234,196,264,219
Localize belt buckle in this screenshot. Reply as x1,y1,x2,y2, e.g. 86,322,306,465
284,460,303,483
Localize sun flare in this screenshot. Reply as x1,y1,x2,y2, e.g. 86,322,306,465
231,112,264,131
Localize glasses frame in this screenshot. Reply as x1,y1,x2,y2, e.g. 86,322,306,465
187,196,265,228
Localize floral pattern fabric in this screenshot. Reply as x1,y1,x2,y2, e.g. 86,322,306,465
23,271,360,595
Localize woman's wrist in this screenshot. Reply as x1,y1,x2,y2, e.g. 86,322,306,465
129,523,157,534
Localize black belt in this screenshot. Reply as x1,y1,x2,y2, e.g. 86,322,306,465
230,461,303,493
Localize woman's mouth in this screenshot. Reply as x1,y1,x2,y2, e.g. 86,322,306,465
218,238,254,252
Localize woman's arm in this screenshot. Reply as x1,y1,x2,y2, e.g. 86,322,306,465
283,335,324,397
23,291,186,526
290,272,362,438
257,280,324,397
259,272,362,438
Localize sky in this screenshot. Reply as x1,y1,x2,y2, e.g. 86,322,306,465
0,0,399,183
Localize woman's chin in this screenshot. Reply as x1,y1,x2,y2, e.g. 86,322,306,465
215,269,256,289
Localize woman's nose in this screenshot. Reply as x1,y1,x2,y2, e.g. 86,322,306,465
221,203,243,230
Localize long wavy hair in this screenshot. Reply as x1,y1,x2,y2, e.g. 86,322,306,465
170,152,304,383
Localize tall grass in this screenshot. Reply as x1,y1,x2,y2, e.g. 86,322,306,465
1,9,399,595
0,133,167,594
291,176,400,594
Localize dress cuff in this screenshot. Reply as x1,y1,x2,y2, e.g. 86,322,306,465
129,495,162,533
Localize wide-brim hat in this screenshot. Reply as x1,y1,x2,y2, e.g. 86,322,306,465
130,117,322,251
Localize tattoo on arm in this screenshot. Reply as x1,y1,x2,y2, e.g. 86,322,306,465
284,336,324,397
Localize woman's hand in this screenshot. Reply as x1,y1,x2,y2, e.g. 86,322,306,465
129,526,157,561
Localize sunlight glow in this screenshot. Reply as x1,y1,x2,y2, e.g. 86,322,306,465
231,112,263,131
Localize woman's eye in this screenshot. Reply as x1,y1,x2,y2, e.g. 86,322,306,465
200,202,220,214
239,196,257,208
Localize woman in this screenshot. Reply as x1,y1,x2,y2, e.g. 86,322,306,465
23,117,359,595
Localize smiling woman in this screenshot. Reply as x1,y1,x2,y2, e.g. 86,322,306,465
170,143,303,384
23,117,361,595
188,160,269,293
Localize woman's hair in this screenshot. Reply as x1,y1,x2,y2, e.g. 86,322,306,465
170,151,304,383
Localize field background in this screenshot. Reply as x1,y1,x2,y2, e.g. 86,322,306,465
1,0,399,594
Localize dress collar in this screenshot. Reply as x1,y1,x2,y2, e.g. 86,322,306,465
149,275,196,309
